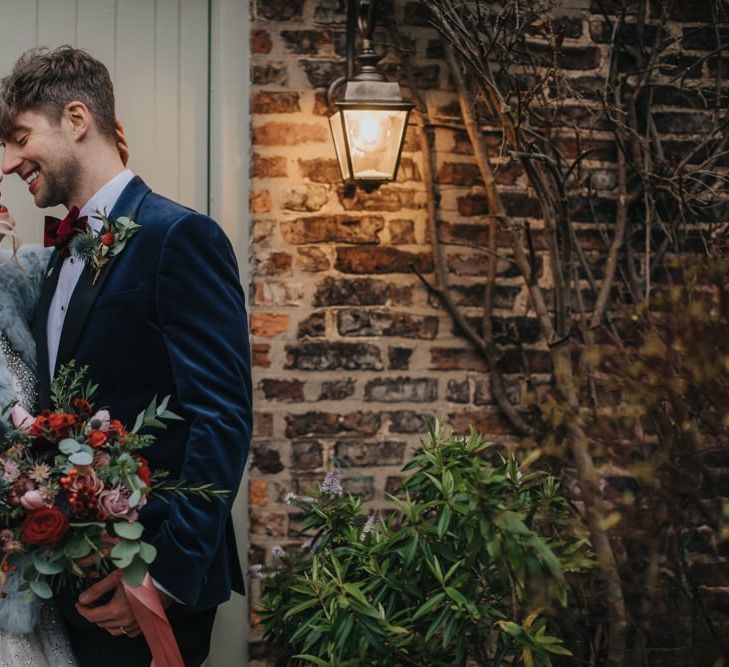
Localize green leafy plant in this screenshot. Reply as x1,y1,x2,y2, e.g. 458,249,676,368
259,422,592,666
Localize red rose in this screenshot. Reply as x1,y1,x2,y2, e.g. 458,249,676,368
101,232,115,247
48,413,76,435
135,456,151,487
87,430,108,449
21,507,69,546
29,414,49,436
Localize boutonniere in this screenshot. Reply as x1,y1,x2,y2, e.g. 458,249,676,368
71,209,141,284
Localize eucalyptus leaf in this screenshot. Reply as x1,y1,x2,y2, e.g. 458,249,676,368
29,579,53,600
33,554,64,575
113,521,144,540
111,540,141,569
138,541,157,565
122,558,147,588
69,451,93,466
58,438,81,455
65,535,92,559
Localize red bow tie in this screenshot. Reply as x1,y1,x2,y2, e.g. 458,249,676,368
44,206,88,258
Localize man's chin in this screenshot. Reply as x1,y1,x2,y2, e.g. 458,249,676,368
34,191,62,209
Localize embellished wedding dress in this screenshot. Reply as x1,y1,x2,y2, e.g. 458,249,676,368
0,246,77,666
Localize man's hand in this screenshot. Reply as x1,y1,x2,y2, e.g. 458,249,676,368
76,570,141,638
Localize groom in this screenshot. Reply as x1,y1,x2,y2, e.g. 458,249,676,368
0,47,252,666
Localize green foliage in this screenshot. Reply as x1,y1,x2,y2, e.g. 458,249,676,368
259,422,592,666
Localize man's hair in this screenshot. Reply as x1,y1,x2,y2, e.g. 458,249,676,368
0,46,116,142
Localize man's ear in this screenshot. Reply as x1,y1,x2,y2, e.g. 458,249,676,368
64,101,92,141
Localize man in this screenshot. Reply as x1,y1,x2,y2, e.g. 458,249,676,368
0,46,252,666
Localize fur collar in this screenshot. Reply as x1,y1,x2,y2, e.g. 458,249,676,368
0,245,51,411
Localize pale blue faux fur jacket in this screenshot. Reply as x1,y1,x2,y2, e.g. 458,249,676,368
0,245,50,410
0,244,52,634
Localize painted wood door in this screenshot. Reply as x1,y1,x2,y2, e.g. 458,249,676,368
0,0,209,244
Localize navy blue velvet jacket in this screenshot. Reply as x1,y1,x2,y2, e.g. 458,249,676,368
34,176,252,620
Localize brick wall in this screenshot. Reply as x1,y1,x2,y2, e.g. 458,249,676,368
247,0,727,661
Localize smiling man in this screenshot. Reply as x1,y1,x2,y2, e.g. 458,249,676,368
0,46,252,667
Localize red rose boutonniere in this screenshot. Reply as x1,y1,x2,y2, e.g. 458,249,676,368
70,209,141,284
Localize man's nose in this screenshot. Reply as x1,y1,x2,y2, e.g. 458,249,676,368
1,145,22,175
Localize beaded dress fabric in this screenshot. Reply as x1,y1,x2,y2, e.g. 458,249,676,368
0,333,77,666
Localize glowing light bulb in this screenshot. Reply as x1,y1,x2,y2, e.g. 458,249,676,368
350,112,388,155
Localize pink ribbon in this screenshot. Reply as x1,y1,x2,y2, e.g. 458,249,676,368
122,574,184,667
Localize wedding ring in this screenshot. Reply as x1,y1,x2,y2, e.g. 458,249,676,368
119,626,128,635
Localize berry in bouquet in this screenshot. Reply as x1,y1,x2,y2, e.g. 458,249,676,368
0,361,227,607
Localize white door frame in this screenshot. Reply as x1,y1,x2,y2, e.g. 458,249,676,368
207,0,250,665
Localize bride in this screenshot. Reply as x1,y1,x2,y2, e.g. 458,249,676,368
0,178,75,667
0,125,128,666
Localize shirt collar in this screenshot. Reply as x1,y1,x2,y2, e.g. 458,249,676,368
79,170,135,232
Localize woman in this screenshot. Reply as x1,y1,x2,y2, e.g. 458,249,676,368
0,182,73,666
0,124,129,666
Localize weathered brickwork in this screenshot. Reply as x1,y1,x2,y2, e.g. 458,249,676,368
248,0,728,661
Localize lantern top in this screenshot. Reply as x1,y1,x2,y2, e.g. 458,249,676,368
336,80,415,110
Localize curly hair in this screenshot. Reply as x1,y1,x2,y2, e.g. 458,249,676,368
0,46,116,142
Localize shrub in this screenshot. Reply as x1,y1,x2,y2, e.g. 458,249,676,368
259,422,592,666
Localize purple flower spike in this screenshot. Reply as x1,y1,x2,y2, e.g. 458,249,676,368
320,469,343,496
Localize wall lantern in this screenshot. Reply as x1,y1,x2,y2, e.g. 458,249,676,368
327,0,414,185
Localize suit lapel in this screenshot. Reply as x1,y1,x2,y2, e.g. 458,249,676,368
53,176,151,374
34,252,64,407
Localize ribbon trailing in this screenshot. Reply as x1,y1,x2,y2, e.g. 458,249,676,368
122,574,184,667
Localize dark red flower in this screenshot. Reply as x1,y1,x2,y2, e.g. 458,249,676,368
72,398,92,415
21,507,69,546
135,456,151,487
108,419,124,434
101,232,115,247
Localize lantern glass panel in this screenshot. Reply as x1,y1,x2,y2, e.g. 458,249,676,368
329,110,352,181
342,108,408,180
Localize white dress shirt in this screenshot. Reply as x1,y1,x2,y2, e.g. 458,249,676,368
46,169,135,377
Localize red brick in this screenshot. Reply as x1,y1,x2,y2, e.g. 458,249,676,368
299,158,341,183
252,155,287,178
252,343,271,368
250,189,271,213
253,412,273,438
281,215,384,245
447,409,512,435
258,378,305,402
251,29,272,54
249,480,269,508
252,91,301,114
339,185,424,212
335,246,433,274
429,347,488,371
250,312,289,337
252,122,329,145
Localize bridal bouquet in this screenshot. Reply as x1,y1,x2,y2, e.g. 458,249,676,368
0,362,222,603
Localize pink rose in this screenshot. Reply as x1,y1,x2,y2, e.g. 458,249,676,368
20,489,47,510
98,486,140,522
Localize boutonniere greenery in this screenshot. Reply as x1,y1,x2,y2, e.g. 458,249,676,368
71,209,141,284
